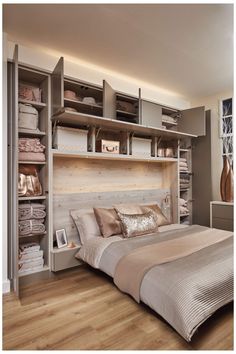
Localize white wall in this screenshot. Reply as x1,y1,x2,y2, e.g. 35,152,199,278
191,90,233,201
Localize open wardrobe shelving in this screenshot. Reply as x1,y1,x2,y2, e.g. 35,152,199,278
8,45,209,295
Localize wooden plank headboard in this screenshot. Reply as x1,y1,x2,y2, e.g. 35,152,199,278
53,157,177,243
53,188,170,243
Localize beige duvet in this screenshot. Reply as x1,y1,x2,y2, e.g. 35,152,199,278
78,225,233,341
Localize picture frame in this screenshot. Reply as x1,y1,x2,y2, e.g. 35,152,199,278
55,229,68,248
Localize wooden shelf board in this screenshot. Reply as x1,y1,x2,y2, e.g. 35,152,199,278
52,245,81,254
116,109,137,117
18,129,46,137
19,232,47,239
180,213,190,217
116,93,138,102
52,149,178,163
179,171,191,174
64,98,102,109
19,265,49,278
52,109,197,139
18,196,46,201
19,161,46,165
18,98,46,109
179,148,190,152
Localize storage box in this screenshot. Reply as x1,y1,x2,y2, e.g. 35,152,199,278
96,139,120,154
53,126,88,151
132,137,151,156
19,103,39,131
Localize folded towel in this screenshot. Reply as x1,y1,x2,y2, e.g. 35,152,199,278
179,198,187,207
19,203,46,221
19,138,45,153
180,206,189,214
19,242,40,253
19,152,45,162
19,219,45,236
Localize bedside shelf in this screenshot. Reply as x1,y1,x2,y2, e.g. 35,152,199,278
51,245,82,271
52,245,81,253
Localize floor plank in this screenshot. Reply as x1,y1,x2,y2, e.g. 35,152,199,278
3,265,233,350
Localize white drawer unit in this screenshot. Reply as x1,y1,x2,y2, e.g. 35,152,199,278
53,126,88,151
132,137,151,156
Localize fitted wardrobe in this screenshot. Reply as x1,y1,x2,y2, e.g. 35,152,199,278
7,45,212,296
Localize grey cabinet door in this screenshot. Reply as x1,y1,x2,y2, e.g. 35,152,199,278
11,45,19,296
51,57,64,116
192,110,212,226
141,100,162,128
103,80,116,119
179,106,205,136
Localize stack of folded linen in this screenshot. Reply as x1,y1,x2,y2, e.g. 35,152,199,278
180,173,190,189
19,203,46,237
179,198,189,215
162,114,177,124
18,138,46,162
179,158,188,172
19,242,44,275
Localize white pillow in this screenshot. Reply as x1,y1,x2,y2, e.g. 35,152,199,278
70,209,101,244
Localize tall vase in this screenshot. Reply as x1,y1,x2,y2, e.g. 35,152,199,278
225,164,234,202
220,156,230,201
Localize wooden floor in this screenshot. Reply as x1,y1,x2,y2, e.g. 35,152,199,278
3,265,233,350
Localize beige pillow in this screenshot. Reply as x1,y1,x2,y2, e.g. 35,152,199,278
141,204,170,226
117,210,158,238
114,203,143,214
93,207,122,238
70,209,101,244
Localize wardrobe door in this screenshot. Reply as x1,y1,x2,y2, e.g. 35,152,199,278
179,106,205,136
103,80,116,119
141,100,162,128
137,88,142,125
10,45,19,296
192,110,212,226
51,57,64,116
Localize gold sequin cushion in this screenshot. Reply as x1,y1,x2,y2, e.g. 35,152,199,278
117,210,159,238
141,204,170,226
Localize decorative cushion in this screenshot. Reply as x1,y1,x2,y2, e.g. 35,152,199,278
117,210,158,238
141,204,170,226
93,207,122,238
114,203,143,215
70,209,101,244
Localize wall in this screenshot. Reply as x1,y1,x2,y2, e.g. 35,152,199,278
7,40,190,110
191,90,233,200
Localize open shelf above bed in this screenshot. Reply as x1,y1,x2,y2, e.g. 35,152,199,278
52,109,197,140
52,149,178,163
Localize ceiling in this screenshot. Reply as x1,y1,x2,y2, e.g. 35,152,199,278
3,4,233,100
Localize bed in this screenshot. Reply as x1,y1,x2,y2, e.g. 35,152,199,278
72,209,233,342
